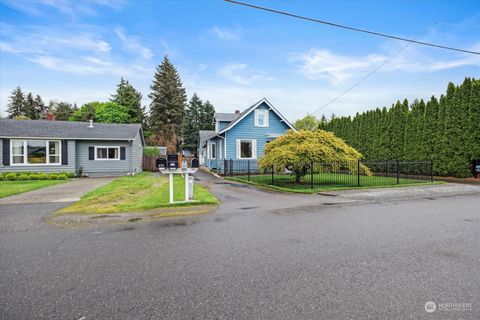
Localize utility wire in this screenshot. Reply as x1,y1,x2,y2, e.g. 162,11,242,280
310,42,412,116
224,0,480,55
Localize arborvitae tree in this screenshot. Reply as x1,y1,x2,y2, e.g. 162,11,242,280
52,101,74,121
433,95,447,175
199,100,215,130
468,79,480,163
182,93,202,151
34,95,47,119
23,92,40,120
148,56,187,152
110,77,144,123
7,87,25,118
423,96,439,162
320,78,479,177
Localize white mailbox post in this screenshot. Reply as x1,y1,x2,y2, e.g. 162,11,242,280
159,168,198,204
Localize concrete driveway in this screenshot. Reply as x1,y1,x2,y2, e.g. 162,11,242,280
0,177,113,205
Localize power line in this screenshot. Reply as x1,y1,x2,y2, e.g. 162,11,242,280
310,42,412,116
224,0,480,55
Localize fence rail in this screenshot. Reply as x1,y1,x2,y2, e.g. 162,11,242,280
210,159,433,191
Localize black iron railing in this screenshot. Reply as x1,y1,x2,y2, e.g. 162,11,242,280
208,159,433,191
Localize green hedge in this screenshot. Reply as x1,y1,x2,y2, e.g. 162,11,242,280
0,172,74,181
143,146,160,157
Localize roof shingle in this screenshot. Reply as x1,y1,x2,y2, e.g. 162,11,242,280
0,119,142,140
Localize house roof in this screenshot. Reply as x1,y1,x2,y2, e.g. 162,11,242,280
214,113,238,122
218,98,296,134
199,130,217,147
0,119,143,141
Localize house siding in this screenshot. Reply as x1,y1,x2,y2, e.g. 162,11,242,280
218,121,230,131
76,140,133,177
132,131,143,173
0,140,76,173
225,103,290,160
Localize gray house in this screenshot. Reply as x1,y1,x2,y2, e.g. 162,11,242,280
0,119,144,177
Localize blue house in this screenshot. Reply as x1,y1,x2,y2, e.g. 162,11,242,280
198,98,295,171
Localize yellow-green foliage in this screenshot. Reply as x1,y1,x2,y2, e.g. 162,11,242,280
259,130,372,178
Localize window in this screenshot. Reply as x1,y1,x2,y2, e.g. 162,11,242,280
254,109,269,127
95,146,120,160
211,143,216,159
11,140,24,164
236,139,256,159
10,140,61,165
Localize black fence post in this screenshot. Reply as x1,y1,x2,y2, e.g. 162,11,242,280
396,160,400,184
430,160,434,182
223,159,226,175
247,160,250,181
357,160,361,187
385,160,388,177
310,161,314,189
271,165,274,185
230,158,233,177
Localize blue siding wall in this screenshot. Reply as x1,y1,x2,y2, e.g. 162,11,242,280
225,103,290,160
218,121,230,131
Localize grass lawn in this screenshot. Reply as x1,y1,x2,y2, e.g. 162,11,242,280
227,173,440,193
58,172,218,214
0,180,67,198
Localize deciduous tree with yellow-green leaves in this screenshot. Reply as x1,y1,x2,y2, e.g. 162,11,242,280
259,130,371,183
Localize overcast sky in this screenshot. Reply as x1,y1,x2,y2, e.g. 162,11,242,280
1,0,479,121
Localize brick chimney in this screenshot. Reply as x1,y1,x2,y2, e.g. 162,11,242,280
46,112,56,121
235,110,240,115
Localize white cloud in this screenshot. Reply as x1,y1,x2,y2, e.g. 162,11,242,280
292,44,480,84
209,25,242,41
218,63,273,85
115,28,153,59
291,49,385,84
0,0,125,17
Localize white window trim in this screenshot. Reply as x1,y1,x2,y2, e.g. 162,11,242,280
10,139,62,166
210,142,216,160
254,109,269,127
236,139,257,160
94,146,121,161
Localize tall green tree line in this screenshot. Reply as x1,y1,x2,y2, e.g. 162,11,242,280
320,78,480,177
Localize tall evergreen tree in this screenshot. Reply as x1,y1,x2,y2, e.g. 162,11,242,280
52,101,74,121
148,56,187,152
110,77,144,123
199,100,215,130
7,87,25,118
23,92,40,120
182,94,203,151
468,79,480,163
34,95,47,119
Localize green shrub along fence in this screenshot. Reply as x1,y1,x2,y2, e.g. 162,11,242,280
213,159,433,192
0,172,74,181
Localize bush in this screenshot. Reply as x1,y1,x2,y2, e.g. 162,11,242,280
0,171,72,181
36,173,48,180
5,173,17,181
17,174,30,180
143,146,160,157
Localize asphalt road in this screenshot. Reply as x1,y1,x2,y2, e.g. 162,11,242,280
1,172,480,319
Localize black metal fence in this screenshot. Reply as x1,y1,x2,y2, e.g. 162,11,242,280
210,159,433,191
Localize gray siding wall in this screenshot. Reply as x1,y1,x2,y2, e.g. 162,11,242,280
0,140,76,173
131,132,143,173
76,140,132,177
